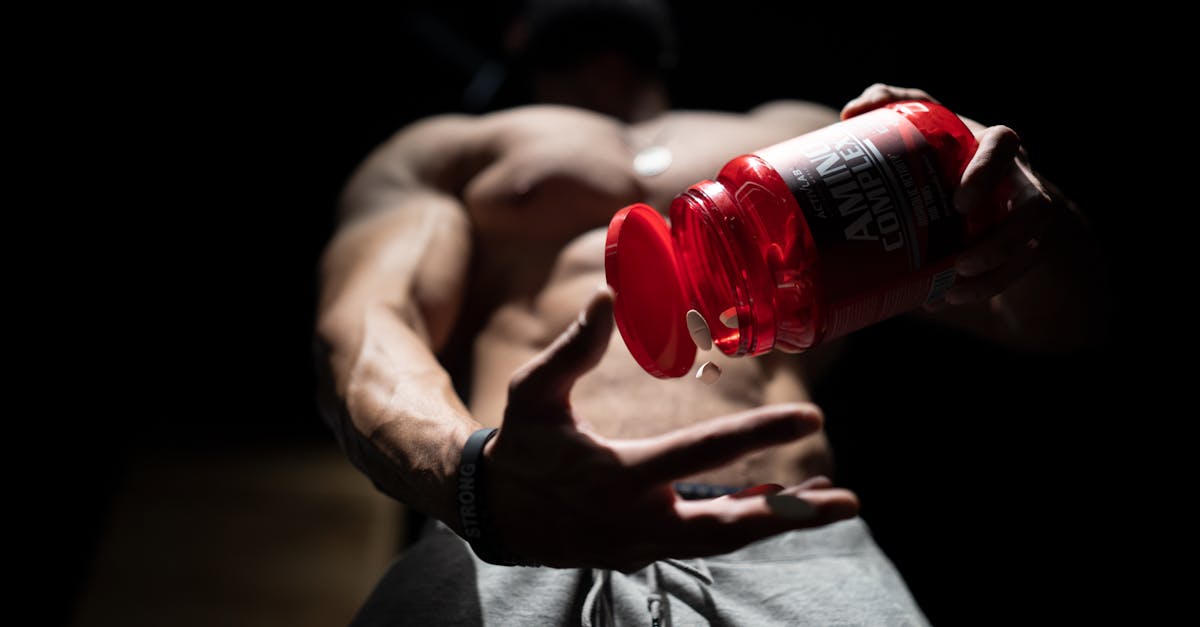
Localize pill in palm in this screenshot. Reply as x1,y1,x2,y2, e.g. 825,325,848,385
766,494,816,521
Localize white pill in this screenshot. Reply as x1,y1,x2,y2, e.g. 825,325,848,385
766,494,816,521
695,360,722,385
718,307,739,328
685,309,712,351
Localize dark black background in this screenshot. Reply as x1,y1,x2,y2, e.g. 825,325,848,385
49,3,1152,625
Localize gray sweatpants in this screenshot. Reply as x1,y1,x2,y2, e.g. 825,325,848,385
352,517,929,626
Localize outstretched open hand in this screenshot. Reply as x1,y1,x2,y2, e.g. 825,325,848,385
483,287,859,570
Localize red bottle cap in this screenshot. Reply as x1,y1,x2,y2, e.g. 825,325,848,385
604,203,696,378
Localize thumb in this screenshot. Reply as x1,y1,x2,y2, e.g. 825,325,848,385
506,285,615,415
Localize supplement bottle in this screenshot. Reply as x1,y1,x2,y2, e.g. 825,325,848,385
605,101,986,378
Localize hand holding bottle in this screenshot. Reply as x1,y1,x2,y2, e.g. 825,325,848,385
842,83,1064,307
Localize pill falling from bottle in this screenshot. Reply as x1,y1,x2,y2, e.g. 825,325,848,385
696,360,722,385
718,307,739,328
685,309,712,351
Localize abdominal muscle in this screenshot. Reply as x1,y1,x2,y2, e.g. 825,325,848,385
466,227,830,488
457,106,836,487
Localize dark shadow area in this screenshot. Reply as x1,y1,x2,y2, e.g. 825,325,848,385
817,319,1126,625
53,3,1144,625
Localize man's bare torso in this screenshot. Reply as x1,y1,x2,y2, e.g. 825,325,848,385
445,102,841,486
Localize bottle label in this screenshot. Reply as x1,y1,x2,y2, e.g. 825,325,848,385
757,104,964,340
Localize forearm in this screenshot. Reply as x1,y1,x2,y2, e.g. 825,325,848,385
316,191,476,530
992,192,1108,350
316,304,477,530
921,184,1110,352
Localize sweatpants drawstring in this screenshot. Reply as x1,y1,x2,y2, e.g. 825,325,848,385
583,559,713,626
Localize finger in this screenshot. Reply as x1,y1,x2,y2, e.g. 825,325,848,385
672,486,860,556
775,477,841,497
793,475,833,491
922,298,951,313
623,403,824,484
841,83,939,119
946,236,1044,305
954,190,1054,279
713,476,830,502
953,125,1023,223
506,285,615,413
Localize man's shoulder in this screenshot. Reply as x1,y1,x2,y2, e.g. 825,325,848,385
748,99,840,125
659,99,839,138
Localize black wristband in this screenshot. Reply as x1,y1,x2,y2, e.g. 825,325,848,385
457,428,535,567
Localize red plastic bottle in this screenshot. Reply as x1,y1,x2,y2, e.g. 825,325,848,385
605,101,983,378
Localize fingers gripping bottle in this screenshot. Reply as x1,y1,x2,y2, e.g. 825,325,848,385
605,101,983,377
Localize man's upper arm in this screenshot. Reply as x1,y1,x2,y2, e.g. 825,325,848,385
321,114,485,353
339,114,487,220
